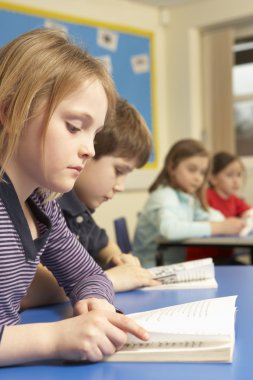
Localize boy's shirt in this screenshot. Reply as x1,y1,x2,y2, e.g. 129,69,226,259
58,191,109,264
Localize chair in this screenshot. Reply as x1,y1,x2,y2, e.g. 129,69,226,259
114,217,132,253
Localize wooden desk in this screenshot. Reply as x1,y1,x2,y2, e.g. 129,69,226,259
156,235,253,265
1,266,253,380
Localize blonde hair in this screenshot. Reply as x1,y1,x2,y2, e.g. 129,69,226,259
149,139,209,210
94,98,152,168
0,28,117,185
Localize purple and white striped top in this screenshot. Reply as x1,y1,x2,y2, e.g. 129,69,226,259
0,174,114,341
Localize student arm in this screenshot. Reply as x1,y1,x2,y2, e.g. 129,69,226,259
146,189,244,240
196,205,245,235
143,188,212,240
21,264,68,309
72,209,140,267
0,310,149,366
242,208,253,218
153,208,211,240
210,218,245,235
98,240,140,267
42,202,114,305
104,264,160,292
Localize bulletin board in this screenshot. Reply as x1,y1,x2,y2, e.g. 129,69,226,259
0,2,158,189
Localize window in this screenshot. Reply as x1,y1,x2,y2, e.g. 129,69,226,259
233,38,253,156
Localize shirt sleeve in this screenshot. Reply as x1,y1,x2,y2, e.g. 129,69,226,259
41,201,114,306
194,204,225,222
235,196,251,216
208,207,225,221
148,189,212,240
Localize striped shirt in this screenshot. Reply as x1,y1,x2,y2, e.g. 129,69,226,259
0,174,114,341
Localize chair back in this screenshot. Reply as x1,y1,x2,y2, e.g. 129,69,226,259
114,217,132,253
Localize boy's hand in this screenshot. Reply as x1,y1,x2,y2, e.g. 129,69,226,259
106,264,160,292
99,241,140,267
111,253,140,266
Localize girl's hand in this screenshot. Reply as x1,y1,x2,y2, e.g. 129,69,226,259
211,217,245,235
54,310,149,362
73,298,115,316
1,311,149,366
222,217,245,235
242,209,253,219
106,264,160,292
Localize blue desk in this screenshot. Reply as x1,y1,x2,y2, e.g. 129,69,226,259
1,266,253,380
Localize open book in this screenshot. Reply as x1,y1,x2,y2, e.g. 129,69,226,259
106,296,237,363
142,258,217,290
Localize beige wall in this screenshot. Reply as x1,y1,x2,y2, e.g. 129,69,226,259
167,0,253,141
3,0,253,241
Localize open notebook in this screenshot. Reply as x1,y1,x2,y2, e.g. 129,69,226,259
105,296,237,363
142,258,217,290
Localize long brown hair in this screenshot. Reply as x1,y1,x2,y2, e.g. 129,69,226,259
149,139,209,209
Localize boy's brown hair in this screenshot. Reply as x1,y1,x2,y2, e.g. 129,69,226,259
94,98,152,168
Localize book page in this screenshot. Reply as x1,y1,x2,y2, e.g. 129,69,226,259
142,277,218,290
126,296,237,344
106,296,236,363
148,258,214,284
121,339,231,352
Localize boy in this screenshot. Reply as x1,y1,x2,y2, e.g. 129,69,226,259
22,98,158,308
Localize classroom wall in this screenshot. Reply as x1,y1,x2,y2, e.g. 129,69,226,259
3,0,253,241
2,0,169,241
97,0,253,239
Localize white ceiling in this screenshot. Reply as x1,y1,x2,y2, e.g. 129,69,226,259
118,0,209,8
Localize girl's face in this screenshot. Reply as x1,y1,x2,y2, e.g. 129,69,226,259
74,155,136,209
13,79,108,196
211,160,244,198
171,155,209,194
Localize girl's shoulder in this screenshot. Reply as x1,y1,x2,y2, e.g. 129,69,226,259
151,185,178,197
148,186,180,205
31,191,61,219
